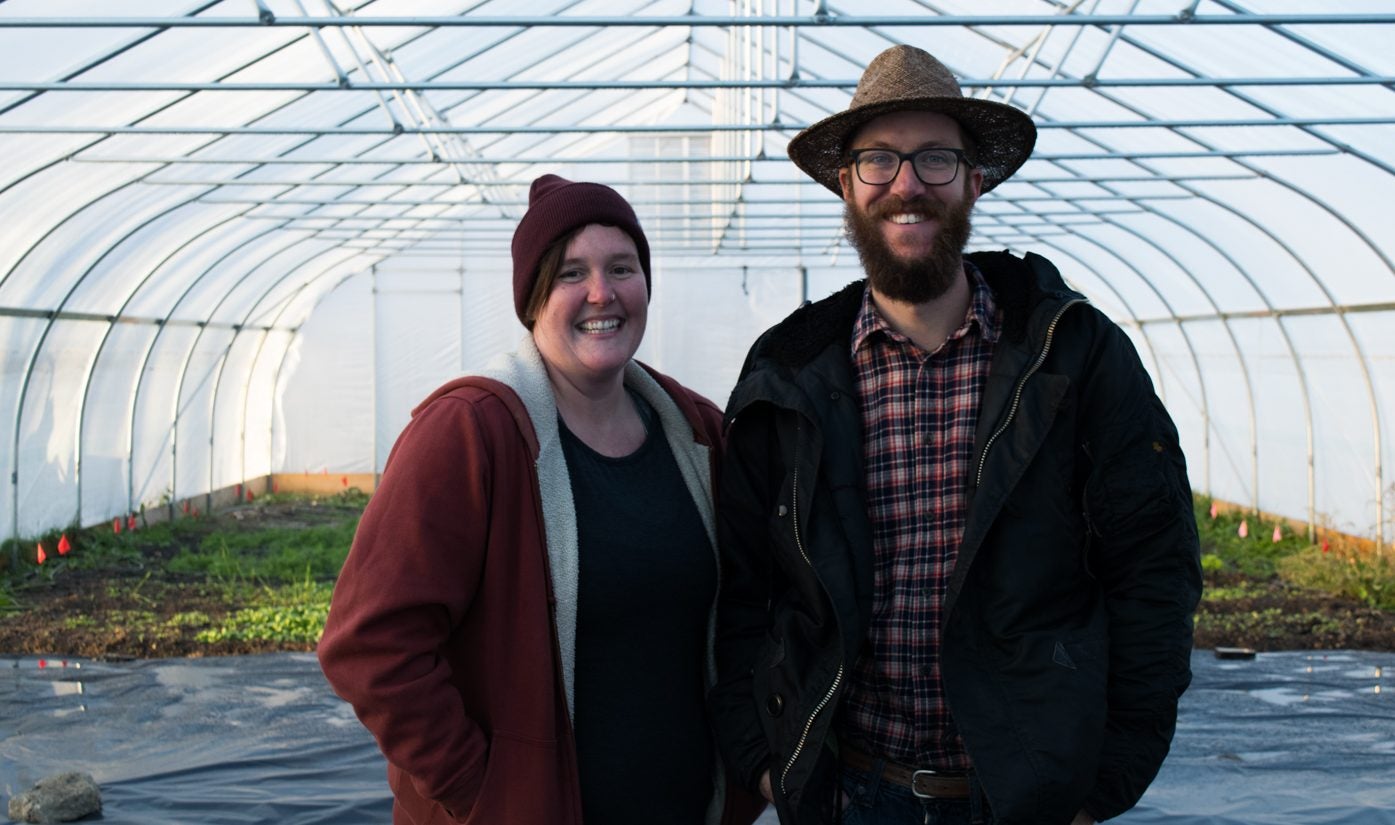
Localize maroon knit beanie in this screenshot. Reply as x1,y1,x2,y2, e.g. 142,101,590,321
511,174,652,325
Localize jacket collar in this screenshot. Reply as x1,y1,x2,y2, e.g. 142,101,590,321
747,250,1081,375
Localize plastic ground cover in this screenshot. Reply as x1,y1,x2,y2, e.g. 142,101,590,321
2,650,1393,824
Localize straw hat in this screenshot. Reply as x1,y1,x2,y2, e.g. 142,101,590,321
787,44,1037,195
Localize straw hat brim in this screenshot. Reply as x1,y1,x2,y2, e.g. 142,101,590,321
787,95,1037,197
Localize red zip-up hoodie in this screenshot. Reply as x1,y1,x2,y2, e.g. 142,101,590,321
319,344,762,825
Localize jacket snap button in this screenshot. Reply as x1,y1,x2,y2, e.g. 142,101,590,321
777,504,788,517
830,391,841,400
766,693,785,717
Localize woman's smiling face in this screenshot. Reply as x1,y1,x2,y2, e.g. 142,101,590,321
531,223,648,391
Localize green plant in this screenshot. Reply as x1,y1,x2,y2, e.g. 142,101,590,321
168,518,357,584
194,580,333,645
1192,496,1312,578
1,584,24,615
1277,539,1395,611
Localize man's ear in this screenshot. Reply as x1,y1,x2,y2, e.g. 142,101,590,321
838,166,853,201
967,166,984,202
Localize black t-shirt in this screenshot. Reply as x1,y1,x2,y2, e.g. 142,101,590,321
560,392,716,825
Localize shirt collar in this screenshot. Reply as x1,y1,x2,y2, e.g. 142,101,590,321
850,260,1001,357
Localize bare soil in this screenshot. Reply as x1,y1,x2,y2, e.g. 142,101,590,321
0,500,355,660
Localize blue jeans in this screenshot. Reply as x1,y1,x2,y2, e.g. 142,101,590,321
839,762,991,825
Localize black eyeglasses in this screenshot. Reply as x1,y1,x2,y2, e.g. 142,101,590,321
846,147,973,187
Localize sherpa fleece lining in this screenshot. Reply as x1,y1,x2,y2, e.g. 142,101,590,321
478,335,717,717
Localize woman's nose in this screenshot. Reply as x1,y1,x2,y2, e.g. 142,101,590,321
586,272,614,304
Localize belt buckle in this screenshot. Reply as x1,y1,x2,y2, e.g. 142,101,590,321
910,768,941,800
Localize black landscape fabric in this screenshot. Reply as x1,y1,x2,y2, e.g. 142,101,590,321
2,650,1394,824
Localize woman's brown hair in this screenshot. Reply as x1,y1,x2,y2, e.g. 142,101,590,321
521,226,586,330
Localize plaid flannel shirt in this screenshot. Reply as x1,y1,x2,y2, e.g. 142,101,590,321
839,264,1000,769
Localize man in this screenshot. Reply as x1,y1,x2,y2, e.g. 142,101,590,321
709,44,1202,825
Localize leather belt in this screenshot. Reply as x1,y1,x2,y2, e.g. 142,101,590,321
840,744,971,800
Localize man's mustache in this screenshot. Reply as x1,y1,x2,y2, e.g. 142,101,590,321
867,195,952,222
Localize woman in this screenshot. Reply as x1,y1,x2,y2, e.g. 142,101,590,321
318,175,762,825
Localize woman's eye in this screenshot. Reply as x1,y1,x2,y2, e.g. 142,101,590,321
558,269,585,282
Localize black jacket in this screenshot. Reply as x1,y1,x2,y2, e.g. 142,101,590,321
710,250,1202,825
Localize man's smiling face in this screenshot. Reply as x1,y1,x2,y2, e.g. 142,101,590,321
839,110,984,304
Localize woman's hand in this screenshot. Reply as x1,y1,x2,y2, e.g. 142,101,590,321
758,770,773,803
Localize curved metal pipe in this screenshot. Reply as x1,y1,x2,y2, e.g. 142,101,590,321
219,250,366,488
1118,203,1319,538
73,208,256,524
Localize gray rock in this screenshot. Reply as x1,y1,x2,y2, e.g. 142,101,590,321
6,771,101,823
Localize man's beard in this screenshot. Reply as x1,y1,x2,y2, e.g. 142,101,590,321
844,192,974,304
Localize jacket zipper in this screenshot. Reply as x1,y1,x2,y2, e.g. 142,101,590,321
779,459,845,797
975,299,1085,488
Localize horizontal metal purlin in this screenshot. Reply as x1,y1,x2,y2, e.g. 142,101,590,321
72,149,1341,165
80,154,790,164
0,305,288,332
5,76,1394,92
146,173,1258,186
7,117,1394,136
142,176,814,186
308,226,847,237
197,194,1196,207
1,13,1391,27
278,216,850,226
291,209,1120,228
1134,302,1395,324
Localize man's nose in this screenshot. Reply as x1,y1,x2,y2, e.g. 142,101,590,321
888,158,927,198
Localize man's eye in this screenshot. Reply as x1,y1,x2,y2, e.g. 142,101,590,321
863,152,897,167
917,151,953,169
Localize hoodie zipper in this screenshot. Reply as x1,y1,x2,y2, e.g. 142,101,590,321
975,298,1085,489
779,459,844,798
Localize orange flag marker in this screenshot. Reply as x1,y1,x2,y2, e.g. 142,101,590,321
127,515,137,532
246,489,255,503
57,534,71,556
113,517,121,534
1238,520,1249,539
36,543,46,565
1272,524,1282,543
1208,501,1218,519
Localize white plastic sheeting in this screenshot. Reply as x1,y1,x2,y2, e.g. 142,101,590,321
0,1,1392,544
